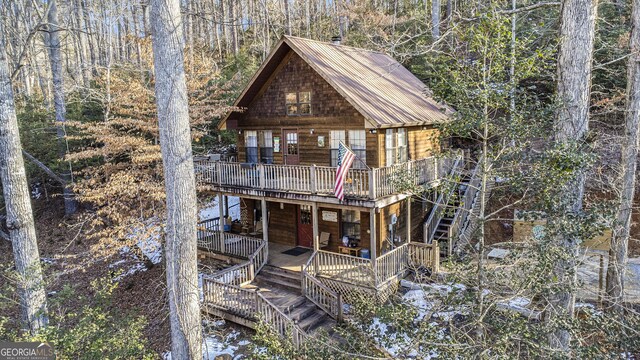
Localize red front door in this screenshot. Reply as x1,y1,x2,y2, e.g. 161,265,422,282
283,129,299,165
297,205,313,248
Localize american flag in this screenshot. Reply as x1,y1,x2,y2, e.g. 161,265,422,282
334,141,356,201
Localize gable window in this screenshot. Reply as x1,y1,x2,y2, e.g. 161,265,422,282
286,91,312,115
348,130,366,169
245,131,258,163
330,130,346,166
386,128,408,166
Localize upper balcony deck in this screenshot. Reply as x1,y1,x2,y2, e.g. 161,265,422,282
195,155,458,203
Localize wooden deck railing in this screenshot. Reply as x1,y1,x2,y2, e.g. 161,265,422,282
309,250,375,286
375,243,410,282
200,234,305,347
302,253,344,321
197,225,263,259
195,155,457,200
408,242,440,273
256,292,308,347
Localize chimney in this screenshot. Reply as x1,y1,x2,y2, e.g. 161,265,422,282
331,36,342,45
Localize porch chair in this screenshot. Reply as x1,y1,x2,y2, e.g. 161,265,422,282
250,220,263,236
319,232,330,249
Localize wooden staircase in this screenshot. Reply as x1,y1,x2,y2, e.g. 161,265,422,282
424,155,486,256
432,173,472,255
252,266,336,333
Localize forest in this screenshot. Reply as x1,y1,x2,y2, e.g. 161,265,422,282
0,0,639,359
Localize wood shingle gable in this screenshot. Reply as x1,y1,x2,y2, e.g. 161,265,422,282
221,36,452,130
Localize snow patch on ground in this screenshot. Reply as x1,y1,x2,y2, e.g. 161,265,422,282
163,320,255,360
200,196,241,221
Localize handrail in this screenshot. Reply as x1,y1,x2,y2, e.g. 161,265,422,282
447,156,483,253
301,251,344,321
255,291,308,348
195,155,454,200
375,243,409,284
423,155,465,243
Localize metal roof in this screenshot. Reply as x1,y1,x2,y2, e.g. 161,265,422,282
223,36,452,129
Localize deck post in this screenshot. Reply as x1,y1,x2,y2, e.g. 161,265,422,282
312,202,319,251
261,198,268,242
370,209,377,285
258,163,266,189
368,169,376,199
218,193,226,253
406,197,412,242
310,164,317,194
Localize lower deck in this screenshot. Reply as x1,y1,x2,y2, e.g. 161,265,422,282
267,242,312,272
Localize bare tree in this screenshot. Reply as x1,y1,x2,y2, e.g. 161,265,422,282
606,0,640,313
149,0,202,358
45,0,77,216
0,22,48,334
432,0,441,40
550,0,598,351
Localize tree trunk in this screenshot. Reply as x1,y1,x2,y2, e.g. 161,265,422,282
46,0,78,216
606,0,640,313
228,0,237,55
149,0,202,358
551,0,598,352
75,0,91,89
284,0,291,35
432,0,441,40
0,25,48,335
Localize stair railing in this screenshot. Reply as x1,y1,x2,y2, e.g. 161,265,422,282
423,155,465,243
447,156,484,254
255,291,308,348
301,251,344,322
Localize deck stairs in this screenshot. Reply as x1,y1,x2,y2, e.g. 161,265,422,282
250,266,337,334
424,155,487,256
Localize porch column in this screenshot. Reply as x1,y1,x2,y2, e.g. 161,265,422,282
217,193,224,231
224,195,229,218
406,197,412,242
370,209,377,268
261,198,268,242
312,202,319,251
218,193,225,254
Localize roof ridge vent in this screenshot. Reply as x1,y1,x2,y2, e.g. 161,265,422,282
331,36,342,45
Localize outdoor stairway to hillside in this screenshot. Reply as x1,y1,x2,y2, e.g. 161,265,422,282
432,173,472,255
250,266,337,334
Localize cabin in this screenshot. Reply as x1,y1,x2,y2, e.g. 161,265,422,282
195,36,480,344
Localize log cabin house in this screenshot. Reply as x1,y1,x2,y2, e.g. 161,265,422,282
195,36,481,342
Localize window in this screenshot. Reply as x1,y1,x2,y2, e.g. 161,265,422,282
286,91,312,115
245,130,274,164
348,130,366,169
259,131,273,164
397,128,408,163
385,128,408,166
300,205,312,224
330,130,346,166
342,210,361,241
286,131,298,155
385,129,396,166
245,130,258,163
